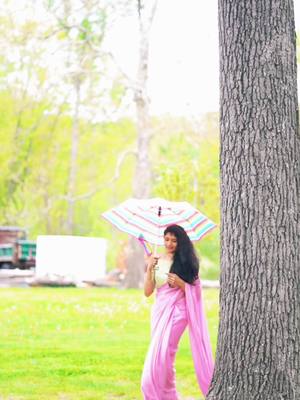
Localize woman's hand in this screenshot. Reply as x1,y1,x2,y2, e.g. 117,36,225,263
144,255,158,297
167,273,185,291
146,255,159,273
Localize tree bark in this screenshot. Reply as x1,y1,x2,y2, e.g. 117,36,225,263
207,1,300,399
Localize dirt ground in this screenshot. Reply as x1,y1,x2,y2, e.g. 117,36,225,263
0,269,34,287
0,269,219,289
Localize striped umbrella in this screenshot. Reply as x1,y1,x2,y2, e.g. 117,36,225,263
102,198,217,248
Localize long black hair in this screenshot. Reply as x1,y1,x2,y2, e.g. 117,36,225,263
164,224,199,284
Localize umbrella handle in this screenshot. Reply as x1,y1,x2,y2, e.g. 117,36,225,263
137,235,153,256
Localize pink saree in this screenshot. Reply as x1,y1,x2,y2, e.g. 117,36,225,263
141,280,214,399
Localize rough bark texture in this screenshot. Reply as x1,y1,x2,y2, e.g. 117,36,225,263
207,1,300,399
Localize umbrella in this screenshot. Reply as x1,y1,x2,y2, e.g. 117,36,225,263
102,198,217,249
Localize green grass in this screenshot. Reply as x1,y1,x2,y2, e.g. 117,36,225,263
0,288,219,400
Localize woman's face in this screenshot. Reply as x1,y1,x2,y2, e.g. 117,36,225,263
164,232,178,255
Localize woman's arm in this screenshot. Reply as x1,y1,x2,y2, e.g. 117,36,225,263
144,256,158,297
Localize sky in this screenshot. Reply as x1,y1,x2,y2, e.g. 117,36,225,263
149,1,219,116
108,1,300,117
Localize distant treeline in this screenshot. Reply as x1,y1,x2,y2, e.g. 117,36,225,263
0,90,220,278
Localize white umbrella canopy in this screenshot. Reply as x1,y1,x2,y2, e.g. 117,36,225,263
102,197,217,246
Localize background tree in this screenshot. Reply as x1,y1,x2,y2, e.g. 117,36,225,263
46,0,110,233
125,0,158,288
0,0,221,281
207,1,300,399
0,4,54,224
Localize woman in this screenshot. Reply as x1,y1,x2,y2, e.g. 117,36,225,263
141,224,214,400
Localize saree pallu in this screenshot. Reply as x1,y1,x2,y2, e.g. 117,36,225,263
141,280,214,399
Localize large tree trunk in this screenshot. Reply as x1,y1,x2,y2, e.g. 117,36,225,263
125,0,158,288
207,1,300,399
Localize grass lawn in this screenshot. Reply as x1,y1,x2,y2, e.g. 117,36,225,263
0,287,219,400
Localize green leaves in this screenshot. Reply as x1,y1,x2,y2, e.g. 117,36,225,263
110,80,126,107
47,0,55,10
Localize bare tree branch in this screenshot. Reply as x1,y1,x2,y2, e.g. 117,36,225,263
147,0,159,33
72,149,138,201
104,50,136,89
51,149,137,204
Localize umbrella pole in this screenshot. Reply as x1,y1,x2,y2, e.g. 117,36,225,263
154,206,162,257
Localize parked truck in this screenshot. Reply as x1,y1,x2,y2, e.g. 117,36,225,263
0,226,36,269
